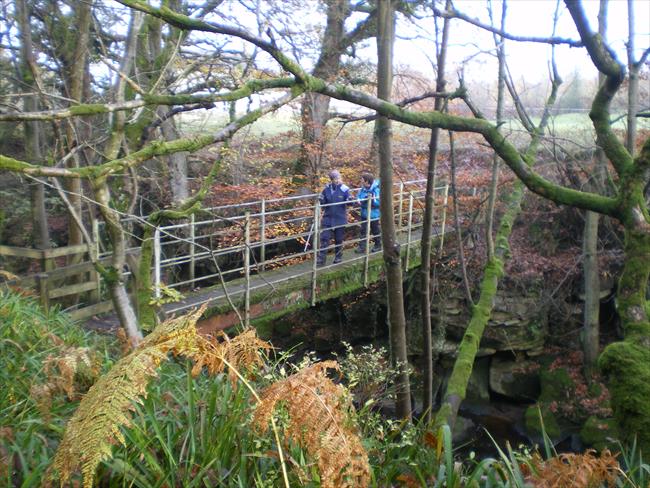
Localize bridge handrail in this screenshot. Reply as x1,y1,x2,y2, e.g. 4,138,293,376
151,180,450,322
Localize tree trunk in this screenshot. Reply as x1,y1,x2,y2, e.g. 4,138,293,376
106,9,144,160
434,33,561,429
63,0,92,254
599,213,650,453
16,0,50,251
583,0,607,380
420,131,437,421
420,1,451,421
93,177,143,345
435,177,526,430
583,210,600,378
159,110,189,204
625,0,639,156
450,135,474,306
486,0,507,260
377,0,411,420
299,93,332,184
296,0,375,182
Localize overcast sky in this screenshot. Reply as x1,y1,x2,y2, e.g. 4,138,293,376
391,0,650,82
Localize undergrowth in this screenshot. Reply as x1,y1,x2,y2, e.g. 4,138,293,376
1,291,649,487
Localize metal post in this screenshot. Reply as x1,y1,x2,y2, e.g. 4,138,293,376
405,194,414,268
244,212,251,327
363,196,372,287
36,273,49,312
154,227,161,299
439,184,449,253
189,213,196,287
260,199,266,271
311,201,320,306
397,182,404,231
90,219,101,303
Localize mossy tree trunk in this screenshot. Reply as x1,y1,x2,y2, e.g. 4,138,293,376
434,177,523,430
434,24,562,429
599,230,650,452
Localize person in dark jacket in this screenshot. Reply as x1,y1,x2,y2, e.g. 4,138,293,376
317,169,352,265
355,172,381,253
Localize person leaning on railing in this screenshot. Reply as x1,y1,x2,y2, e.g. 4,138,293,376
354,172,381,254
317,170,352,266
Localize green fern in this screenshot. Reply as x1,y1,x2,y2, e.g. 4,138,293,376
51,306,206,487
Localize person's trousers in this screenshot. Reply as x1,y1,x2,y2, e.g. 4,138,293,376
319,225,344,262
358,218,381,250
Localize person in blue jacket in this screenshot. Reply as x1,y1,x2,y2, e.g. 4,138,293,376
355,172,381,254
317,169,352,265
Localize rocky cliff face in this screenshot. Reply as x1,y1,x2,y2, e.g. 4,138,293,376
267,265,617,449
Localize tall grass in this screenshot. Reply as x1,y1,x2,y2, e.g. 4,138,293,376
99,361,286,487
0,291,113,486
2,291,649,487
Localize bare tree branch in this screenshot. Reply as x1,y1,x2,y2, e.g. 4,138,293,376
432,4,583,47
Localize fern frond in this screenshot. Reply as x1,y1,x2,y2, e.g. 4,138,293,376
253,361,370,488
50,306,273,488
528,449,620,487
51,306,206,488
29,344,98,421
194,328,272,383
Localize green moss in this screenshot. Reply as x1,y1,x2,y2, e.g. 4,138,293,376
599,340,650,454
525,403,561,441
100,266,120,286
134,226,157,329
539,367,573,401
580,416,619,452
616,230,650,338
68,104,109,116
251,317,274,340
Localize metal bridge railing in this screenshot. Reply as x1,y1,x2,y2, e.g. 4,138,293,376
152,179,449,319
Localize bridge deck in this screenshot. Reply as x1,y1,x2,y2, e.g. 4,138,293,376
164,226,446,332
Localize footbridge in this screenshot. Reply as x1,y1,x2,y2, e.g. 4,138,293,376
1,179,449,331
150,179,450,332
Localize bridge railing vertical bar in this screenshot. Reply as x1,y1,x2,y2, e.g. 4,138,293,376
405,193,414,268
244,211,251,327
311,201,320,306
154,227,161,299
439,184,449,253
363,196,372,287
189,213,196,286
260,199,266,271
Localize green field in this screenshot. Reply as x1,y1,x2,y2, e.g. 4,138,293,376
180,108,648,151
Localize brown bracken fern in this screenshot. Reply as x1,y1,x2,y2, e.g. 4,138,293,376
51,305,272,488
253,360,371,488
191,327,271,383
527,449,621,488
30,338,99,421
